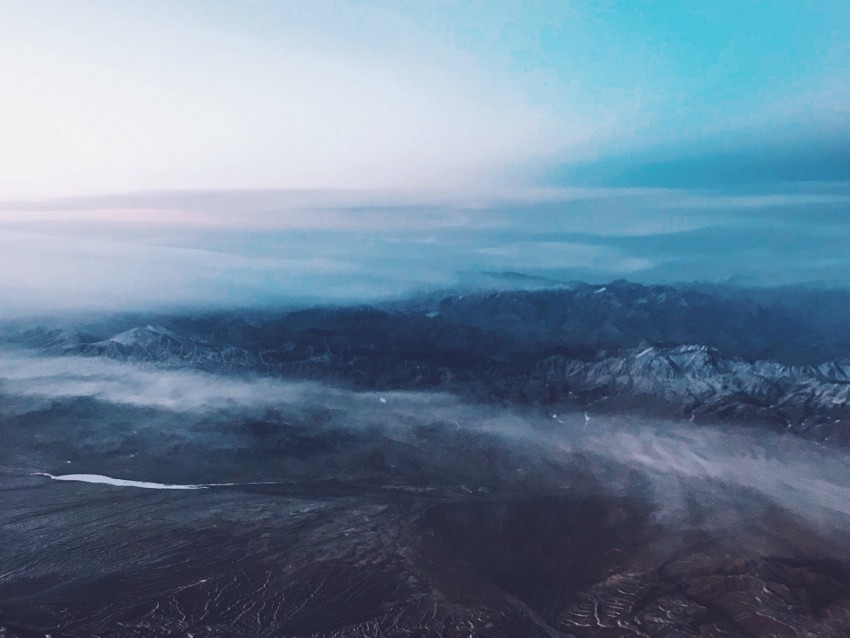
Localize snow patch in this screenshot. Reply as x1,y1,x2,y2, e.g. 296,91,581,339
33,473,205,490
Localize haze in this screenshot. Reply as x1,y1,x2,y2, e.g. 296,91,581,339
2,2,849,315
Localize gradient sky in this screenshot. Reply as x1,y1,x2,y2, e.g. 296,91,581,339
1,0,848,196
1,1,849,315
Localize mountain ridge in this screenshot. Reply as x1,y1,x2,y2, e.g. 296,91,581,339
7,281,850,443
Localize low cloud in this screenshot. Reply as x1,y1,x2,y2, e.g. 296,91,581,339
4,186,850,317
4,350,850,532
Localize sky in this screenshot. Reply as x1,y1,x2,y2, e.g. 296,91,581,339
0,1,849,314
1,0,849,196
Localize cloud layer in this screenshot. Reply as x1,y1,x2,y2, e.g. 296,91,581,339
5,349,850,527
2,185,850,316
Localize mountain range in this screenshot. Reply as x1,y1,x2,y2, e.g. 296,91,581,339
8,280,850,443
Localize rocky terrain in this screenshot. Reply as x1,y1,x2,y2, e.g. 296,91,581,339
3,281,850,636
4,390,850,638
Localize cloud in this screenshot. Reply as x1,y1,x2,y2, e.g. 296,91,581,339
550,131,850,188
475,241,653,273
3,184,850,317
0,229,371,315
4,350,850,528
0,350,335,412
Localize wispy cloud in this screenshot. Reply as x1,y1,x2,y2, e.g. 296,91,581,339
0,229,366,315
6,350,850,525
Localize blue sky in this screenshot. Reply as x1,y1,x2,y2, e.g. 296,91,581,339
1,2,849,313
1,1,848,196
